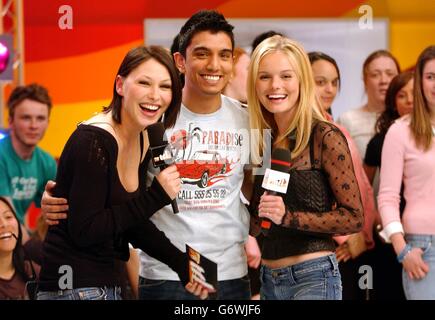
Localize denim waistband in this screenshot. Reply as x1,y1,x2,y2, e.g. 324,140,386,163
53,285,121,296
261,254,338,276
405,234,435,244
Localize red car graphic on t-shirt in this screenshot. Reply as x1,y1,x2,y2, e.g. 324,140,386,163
176,150,230,188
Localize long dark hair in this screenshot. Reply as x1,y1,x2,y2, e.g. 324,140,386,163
103,46,182,129
0,197,32,282
376,71,414,135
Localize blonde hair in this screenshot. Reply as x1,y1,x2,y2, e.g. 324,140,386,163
411,45,435,151
247,35,325,162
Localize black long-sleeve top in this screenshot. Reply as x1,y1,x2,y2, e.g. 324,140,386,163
364,132,406,215
249,121,364,259
39,125,187,291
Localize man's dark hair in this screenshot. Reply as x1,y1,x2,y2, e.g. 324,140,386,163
170,33,180,56
170,34,185,88
7,83,52,119
178,10,234,57
251,30,284,53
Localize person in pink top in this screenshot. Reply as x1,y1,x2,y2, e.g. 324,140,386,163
378,45,435,300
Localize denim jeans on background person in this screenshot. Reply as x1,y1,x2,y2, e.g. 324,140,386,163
36,286,122,300
402,234,435,300
260,254,342,300
138,275,251,300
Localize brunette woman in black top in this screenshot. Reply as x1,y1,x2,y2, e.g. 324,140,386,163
247,36,364,300
36,46,207,300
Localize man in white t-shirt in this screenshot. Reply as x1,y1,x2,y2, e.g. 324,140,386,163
138,10,253,300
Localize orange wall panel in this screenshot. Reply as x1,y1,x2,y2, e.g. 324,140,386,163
25,40,143,104
39,99,111,157
218,0,365,17
391,21,435,69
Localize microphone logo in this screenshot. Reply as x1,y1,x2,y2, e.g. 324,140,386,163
261,168,290,194
151,145,174,168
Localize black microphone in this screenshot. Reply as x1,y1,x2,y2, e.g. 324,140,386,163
260,148,291,235
147,122,179,214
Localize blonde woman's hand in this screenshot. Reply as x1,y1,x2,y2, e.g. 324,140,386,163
258,192,286,225
245,235,261,268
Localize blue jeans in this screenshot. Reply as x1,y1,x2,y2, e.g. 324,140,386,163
260,254,342,300
36,286,122,300
138,276,251,300
402,234,435,300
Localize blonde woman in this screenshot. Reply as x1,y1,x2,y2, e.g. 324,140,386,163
247,36,364,300
378,46,435,299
